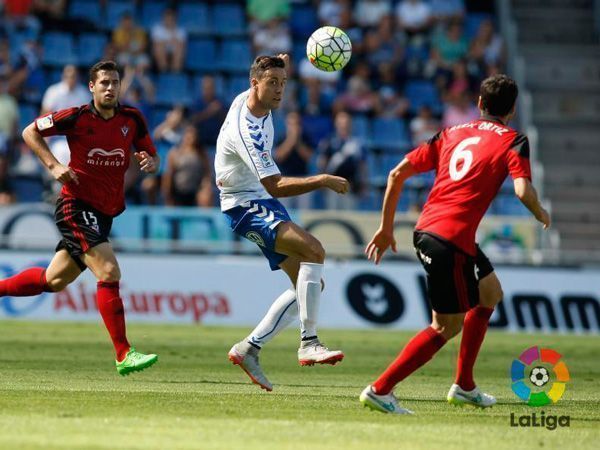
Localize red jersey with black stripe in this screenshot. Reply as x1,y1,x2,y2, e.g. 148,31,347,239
35,102,156,216
406,115,531,256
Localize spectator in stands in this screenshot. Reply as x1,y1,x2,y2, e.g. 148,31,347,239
151,8,187,73
162,125,212,207
30,0,73,32
441,91,479,128
430,20,469,70
0,77,19,143
112,13,150,69
1,0,41,39
410,105,439,144
395,0,433,38
429,0,465,23
354,0,392,29
190,75,226,147
364,15,406,70
252,18,292,56
300,78,331,116
274,111,314,209
338,5,364,56
333,71,381,116
318,111,367,210
142,105,186,205
40,64,89,168
0,39,28,96
469,19,504,69
0,138,14,204
317,0,348,28
443,59,476,103
248,0,290,23
120,62,156,107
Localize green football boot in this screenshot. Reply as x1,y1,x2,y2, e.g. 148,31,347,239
116,347,158,376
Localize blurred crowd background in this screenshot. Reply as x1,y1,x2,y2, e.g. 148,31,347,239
0,0,526,215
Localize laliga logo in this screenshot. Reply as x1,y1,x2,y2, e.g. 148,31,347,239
510,346,570,406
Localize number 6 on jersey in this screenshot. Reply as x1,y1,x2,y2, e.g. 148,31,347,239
449,137,480,181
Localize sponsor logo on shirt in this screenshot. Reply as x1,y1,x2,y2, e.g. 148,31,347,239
86,148,126,167
36,115,54,131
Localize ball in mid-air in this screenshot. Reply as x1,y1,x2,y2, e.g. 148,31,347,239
306,26,352,72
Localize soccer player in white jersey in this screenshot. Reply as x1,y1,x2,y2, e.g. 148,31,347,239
215,55,350,391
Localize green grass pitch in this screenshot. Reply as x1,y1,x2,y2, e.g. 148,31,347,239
0,321,598,449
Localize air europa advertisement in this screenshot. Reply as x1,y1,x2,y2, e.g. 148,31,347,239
0,252,598,333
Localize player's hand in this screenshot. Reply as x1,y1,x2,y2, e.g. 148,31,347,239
536,207,551,230
50,164,79,185
277,53,290,69
322,175,349,194
365,228,397,265
135,151,157,173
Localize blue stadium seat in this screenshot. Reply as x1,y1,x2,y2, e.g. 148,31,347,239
185,39,216,72
352,115,370,140
155,73,192,107
290,5,318,38
217,41,252,73
105,1,136,30
42,32,77,67
212,4,246,36
464,13,493,39
11,175,45,203
18,104,38,133
77,33,108,66
68,0,102,23
179,2,210,35
405,80,443,115
140,0,168,29
302,115,332,148
225,75,250,103
370,118,411,151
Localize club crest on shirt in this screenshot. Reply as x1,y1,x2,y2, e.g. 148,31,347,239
121,126,129,137
259,151,273,168
36,115,54,131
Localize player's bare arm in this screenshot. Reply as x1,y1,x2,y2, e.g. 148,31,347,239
22,122,79,185
261,173,349,198
513,177,551,229
135,151,160,174
366,158,416,264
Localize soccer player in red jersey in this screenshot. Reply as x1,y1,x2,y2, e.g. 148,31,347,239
0,61,160,376
359,75,551,414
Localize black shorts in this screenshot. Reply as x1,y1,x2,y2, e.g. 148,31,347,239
413,231,494,314
54,197,113,271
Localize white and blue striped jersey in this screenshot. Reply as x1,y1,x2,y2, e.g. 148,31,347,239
215,89,281,211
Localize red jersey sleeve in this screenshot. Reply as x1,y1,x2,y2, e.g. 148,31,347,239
506,133,532,180
123,106,157,156
406,131,441,173
34,107,81,137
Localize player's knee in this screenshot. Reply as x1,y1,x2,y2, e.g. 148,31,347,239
97,262,121,282
480,285,503,308
45,277,70,292
305,240,325,263
432,320,463,339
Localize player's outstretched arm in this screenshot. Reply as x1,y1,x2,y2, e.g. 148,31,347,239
261,173,349,198
22,122,79,185
366,158,416,264
513,177,550,229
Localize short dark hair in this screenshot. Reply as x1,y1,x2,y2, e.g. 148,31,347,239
89,60,120,83
479,74,518,117
249,56,285,81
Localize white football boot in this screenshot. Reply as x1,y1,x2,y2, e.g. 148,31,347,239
359,385,414,415
447,383,496,408
228,342,273,392
297,340,344,366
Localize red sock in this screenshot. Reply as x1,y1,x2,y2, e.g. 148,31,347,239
455,306,494,391
373,327,447,395
0,267,51,296
97,281,130,361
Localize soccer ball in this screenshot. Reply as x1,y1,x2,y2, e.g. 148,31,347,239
530,366,550,387
306,26,352,72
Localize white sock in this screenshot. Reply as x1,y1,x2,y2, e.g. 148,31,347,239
296,262,323,339
246,289,298,348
